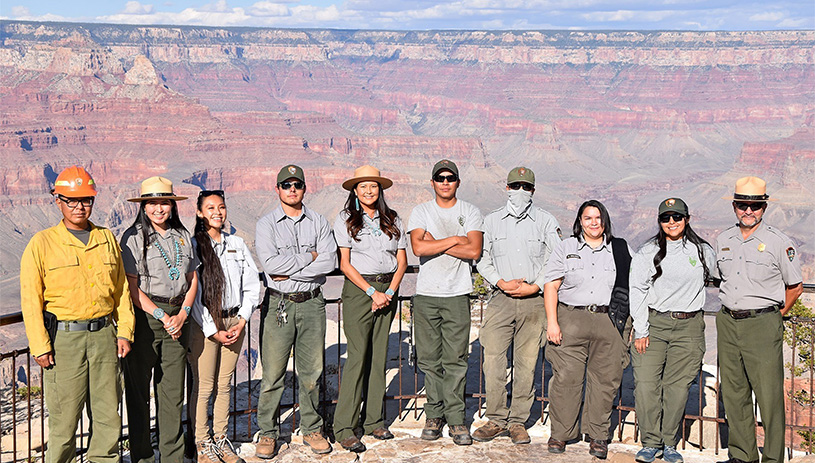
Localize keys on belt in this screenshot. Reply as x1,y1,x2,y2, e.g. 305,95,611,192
56,316,109,332
649,308,702,319
266,288,321,326
722,303,781,320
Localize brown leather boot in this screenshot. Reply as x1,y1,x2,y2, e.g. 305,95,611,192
472,421,508,442
254,435,276,459
214,435,245,463
196,439,224,463
589,439,608,459
508,424,530,444
302,431,332,454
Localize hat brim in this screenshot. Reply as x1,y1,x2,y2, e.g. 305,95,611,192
342,176,393,191
128,195,188,202
721,196,776,201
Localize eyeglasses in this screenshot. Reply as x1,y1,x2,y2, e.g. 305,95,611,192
508,182,534,192
659,213,686,223
278,181,305,190
734,201,764,212
58,195,94,209
199,189,224,198
432,173,458,183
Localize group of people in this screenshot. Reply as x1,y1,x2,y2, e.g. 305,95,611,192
19,161,802,463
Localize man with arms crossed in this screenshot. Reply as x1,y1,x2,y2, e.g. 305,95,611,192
408,159,484,445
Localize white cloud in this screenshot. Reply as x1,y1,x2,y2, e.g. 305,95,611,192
749,12,785,22
11,6,30,17
777,17,811,27
248,1,290,17
122,2,155,15
581,9,675,22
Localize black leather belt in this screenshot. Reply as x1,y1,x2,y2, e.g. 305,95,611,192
151,295,184,307
722,303,781,320
650,308,702,319
572,304,609,313
221,306,240,318
57,316,109,332
267,287,321,304
362,273,394,284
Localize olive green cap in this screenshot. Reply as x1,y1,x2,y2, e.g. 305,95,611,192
507,166,535,185
658,197,689,216
277,165,305,184
431,159,459,177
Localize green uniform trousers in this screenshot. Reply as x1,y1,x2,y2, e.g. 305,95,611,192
717,309,785,463
256,293,326,439
546,302,626,442
413,294,471,426
631,311,705,448
123,305,190,463
333,279,397,441
44,322,122,463
480,292,545,427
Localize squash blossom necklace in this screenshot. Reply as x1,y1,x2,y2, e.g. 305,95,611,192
154,239,182,280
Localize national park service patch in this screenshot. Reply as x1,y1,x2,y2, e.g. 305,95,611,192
787,247,796,262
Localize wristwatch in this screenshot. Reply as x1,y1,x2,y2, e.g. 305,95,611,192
365,286,376,297
182,305,192,315
152,308,165,320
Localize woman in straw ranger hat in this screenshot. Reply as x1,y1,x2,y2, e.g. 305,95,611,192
120,176,199,463
332,165,408,453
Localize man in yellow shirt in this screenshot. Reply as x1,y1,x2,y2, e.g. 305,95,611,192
20,166,135,463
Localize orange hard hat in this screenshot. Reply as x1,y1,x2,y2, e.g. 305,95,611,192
51,166,98,197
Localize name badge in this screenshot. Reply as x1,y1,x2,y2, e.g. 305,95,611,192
721,247,730,252
566,254,580,259
227,249,237,253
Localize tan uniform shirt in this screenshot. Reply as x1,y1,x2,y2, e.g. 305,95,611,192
121,225,199,299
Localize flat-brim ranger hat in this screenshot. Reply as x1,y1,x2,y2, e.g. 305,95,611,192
128,176,188,202
723,176,775,201
342,165,393,191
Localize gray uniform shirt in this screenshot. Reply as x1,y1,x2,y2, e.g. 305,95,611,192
407,199,484,297
121,225,199,299
716,222,802,310
629,239,716,338
255,204,338,293
333,211,407,275
544,236,616,306
477,204,561,291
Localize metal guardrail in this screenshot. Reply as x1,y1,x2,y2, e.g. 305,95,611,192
1,275,813,462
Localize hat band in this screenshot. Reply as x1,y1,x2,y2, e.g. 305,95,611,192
140,192,177,198
734,193,769,201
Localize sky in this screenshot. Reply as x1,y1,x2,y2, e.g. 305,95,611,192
1,0,813,31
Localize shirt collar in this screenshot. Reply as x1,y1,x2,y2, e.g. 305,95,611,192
272,204,312,223
577,234,611,251
501,204,535,221
57,219,99,247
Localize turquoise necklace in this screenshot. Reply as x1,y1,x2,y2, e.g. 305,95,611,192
363,213,382,236
154,239,182,280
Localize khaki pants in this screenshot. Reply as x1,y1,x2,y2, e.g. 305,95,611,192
631,311,705,448
44,323,122,463
480,292,545,427
546,302,626,442
188,315,245,442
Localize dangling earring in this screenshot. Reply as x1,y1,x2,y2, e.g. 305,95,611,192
355,197,360,211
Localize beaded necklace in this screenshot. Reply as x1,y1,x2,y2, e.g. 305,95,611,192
363,213,382,236
154,238,182,280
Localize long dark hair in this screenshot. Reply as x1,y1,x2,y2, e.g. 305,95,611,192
131,199,186,276
572,199,614,244
344,183,401,241
651,215,711,283
194,191,226,328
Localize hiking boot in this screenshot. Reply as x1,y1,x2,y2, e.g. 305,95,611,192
635,447,663,463
589,438,608,459
339,435,365,452
508,424,530,444
302,431,332,455
548,437,566,453
448,425,472,446
370,427,394,440
663,446,684,463
421,417,446,440
254,436,276,459
214,435,244,463
196,439,224,463
472,421,508,442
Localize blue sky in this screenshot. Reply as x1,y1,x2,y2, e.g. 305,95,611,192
2,0,813,30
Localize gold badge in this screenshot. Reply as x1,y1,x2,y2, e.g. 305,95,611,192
758,243,765,252
180,238,185,246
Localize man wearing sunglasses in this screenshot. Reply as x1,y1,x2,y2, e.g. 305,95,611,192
715,176,802,463
408,159,484,445
20,165,135,463
474,167,561,445
254,165,337,457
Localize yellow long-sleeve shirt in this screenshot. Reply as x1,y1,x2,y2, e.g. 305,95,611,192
20,220,135,357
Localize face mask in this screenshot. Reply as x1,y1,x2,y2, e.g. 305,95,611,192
507,189,532,217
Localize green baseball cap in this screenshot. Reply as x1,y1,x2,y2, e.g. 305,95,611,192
658,197,689,216
277,165,305,184
507,166,535,185
431,159,459,178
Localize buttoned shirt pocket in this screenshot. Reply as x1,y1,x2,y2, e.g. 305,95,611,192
563,257,585,287
717,250,733,281
48,255,80,273
745,252,775,282
603,260,617,289
492,237,509,257
527,237,545,257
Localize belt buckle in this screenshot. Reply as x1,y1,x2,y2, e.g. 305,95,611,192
88,320,102,331
670,311,681,319
587,304,599,313
730,309,750,320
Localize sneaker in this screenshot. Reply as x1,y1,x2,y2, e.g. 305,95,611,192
635,447,663,463
472,421,508,442
589,438,608,459
254,436,276,460
421,417,447,441
448,425,473,446
214,435,245,463
302,431,332,455
508,424,530,445
663,446,684,463
196,439,224,463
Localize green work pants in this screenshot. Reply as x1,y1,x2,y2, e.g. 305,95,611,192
44,322,122,463
717,309,785,463
256,293,326,439
480,292,545,427
631,311,705,448
123,305,190,463
333,279,397,441
546,302,626,442
413,294,471,426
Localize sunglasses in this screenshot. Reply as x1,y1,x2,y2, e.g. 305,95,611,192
508,182,534,192
278,181,305,190
432,173,458,183
199,189,224,198
734,201,764,212
58,195,94,209
659,213,686,223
